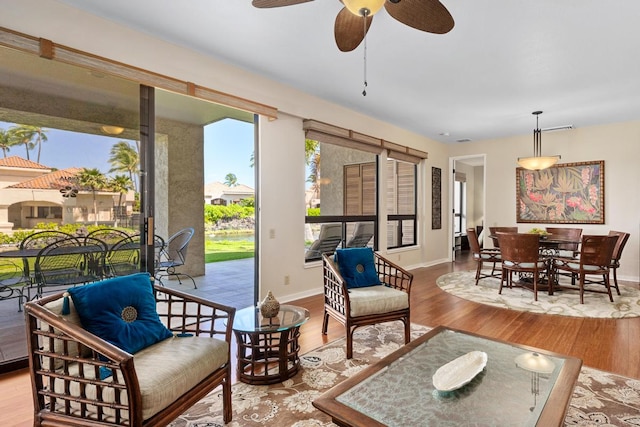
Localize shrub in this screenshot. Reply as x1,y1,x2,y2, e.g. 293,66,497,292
307,208,320,216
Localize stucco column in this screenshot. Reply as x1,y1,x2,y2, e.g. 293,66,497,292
154,118,205,278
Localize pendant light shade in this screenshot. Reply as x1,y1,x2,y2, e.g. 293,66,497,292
343,0,386,16
517,111,561,170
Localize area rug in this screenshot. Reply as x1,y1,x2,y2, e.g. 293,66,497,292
169,322,640,427
437,270,640,318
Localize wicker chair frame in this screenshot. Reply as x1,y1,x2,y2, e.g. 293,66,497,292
25,284,235,426
321,252,412,359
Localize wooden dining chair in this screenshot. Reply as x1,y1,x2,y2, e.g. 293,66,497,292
545,227,582,257
551,235,617,304
497,233,547,301
607,230,630,295
488,226,518,248
467,227,501,285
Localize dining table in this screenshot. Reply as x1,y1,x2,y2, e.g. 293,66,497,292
489,233,582,295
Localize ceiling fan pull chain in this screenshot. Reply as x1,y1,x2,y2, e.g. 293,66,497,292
362,14,368,96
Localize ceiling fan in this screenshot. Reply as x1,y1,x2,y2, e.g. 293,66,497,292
252,0,455,52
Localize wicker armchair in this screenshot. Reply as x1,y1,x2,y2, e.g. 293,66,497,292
25,284,235,426
321,252,413,359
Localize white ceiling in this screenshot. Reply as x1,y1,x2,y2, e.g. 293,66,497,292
55,0,640,143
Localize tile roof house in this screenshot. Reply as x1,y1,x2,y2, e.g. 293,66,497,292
0,156,133,233
204,181,254,206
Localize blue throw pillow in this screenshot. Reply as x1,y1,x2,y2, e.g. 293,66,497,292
335,247,381,289
68,273,173,357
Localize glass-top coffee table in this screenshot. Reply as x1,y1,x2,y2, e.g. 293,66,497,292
232,304,309,385
313,326,582,427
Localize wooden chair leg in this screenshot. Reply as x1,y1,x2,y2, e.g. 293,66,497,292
403,319,410,344
475,261,482,285
321,310,329,335
346,326,354,359
605,274,614,302
612,268,621,295
223,365,232,423
498,269,506,294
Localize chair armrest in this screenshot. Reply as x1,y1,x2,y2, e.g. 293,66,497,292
322,253,350,317
24,299,142,424
374,253,413,294
154,284,236,344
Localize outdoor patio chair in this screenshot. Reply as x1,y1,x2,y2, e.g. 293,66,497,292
322,248,412,359
85,228,132,245
345,222,374,248
0,259,30,311
106,234,141,277
467,227,501,286
305,223,343,261
30,236,107,300
155,227,196,288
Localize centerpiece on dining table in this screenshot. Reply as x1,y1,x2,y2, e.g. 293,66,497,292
528,228,551,239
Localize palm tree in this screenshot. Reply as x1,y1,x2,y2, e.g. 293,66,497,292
0,128,13,158
108,141,139,192
9,124,48,162
305,139,321,204
108,174,134,227
224,173,238,187
76,168,108,225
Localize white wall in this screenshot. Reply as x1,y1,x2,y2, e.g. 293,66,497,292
2,0,451,302
448,121,640,282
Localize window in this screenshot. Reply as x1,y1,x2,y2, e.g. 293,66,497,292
304,141,377,261
387,159,417,249
302,119,426,261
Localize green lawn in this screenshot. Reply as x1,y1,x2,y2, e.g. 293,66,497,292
205,239,254,263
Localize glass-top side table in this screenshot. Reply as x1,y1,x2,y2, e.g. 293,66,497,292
232,304,310,384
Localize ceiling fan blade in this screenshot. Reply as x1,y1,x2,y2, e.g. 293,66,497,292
252,0,313,8
385,0,454,34
334,7,373,52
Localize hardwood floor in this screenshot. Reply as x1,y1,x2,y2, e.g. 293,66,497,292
2,252,638,426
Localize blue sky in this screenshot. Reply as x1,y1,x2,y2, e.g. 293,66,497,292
1,119,255,187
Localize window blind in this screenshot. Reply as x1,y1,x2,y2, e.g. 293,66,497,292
303,119,428,163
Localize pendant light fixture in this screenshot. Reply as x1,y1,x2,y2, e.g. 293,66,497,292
517,111,561,171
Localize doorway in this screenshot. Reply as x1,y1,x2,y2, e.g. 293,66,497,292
449,155,486,261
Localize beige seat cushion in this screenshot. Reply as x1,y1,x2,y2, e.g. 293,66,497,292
54,335,228,421
349,285,409,317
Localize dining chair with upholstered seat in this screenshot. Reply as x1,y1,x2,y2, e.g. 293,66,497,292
467,227,501,286
497,233,547,301
551,235,617,304
545,227,582,257
488,226,518,248
321,248,412,359
607,230,630,295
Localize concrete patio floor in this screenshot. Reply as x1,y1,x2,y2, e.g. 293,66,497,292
0,258,255,364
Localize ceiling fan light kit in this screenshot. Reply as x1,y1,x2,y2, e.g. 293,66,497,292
343,0,386,17
517,111,561,171
253,0,454,94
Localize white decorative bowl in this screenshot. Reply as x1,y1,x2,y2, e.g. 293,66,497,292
432,351,488,392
